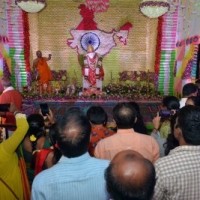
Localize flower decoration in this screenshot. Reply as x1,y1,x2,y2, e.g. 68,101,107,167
182,60,193,79
16,0,46,13
119,71,156,82
23,70,162,101
30,134,37,142
139,0,170,18
85,0,110,13
51,70,67,81
62,75,67,81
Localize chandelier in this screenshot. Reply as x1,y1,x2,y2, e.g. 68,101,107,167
15,0,46,13
139,0,170,18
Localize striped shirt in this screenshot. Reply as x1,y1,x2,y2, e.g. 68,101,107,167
153,145,200,200
31,153,109,200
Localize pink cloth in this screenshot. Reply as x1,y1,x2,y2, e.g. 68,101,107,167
0,89,23,126
0,89,22,110
94,129,159,163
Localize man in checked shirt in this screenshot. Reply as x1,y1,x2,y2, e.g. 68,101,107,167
153,105,200,200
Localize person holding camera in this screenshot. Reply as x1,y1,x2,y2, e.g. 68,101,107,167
0,103,29,200
151,96,180,157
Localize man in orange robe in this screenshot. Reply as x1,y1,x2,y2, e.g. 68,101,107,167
33,50,52,95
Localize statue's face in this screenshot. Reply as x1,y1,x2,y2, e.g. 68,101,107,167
87,52,97,69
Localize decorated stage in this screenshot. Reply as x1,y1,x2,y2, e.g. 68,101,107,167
22,99,161,127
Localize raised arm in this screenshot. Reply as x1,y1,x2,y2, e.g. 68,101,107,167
0,113,29,154
45,54,52,61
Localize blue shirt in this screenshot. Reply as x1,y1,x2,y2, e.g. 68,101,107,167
31,152,110,200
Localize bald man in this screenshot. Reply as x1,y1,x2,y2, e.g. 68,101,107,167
95,102,159,163
32,107,109,200
105,150,156,200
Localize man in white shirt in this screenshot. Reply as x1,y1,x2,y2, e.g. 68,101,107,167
179,83,198,108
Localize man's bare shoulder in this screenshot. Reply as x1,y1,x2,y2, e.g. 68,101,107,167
33,58,39,65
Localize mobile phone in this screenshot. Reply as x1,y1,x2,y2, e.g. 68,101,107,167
0,104,10,112
159,110,171,118
40,103,49,116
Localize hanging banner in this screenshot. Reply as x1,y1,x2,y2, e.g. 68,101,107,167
176,35,200,47
85,0,109,13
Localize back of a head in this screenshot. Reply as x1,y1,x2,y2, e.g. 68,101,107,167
177,105,200,145
162,95,180,110
113,103,137,129
182,83,198,97
36,50,42,58
186,96,200,106
57,107,91,158
129,102,140,114
105,150,156,200
129,102,147,134
164,113,179,155
27,114,45,138
1,76,12,88
87,106,108,125
48,123,62,165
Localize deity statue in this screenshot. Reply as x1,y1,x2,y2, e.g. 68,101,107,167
82,45,104,91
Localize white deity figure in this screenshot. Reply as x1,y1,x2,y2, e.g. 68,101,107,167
82,45,104,91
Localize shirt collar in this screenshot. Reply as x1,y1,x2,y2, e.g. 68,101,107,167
3,86,14,93
59,152,91,164
169,145,200,155
117,128,135,134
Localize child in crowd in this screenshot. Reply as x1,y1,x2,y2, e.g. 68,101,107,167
87,105,115,156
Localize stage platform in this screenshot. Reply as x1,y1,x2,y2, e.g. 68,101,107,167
22,99,161,125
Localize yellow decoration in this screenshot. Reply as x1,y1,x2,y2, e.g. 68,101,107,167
30,134,37,142
0,43,12,74
177,44,195,78
62,75,67,81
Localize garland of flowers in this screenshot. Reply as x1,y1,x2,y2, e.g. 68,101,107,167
154,17,163,76
176,44,195,78
119,71,155,82
31,70,67,82
22,11,30,72
7,1,26,90
191,45,198,79
169,50,176,94
157,6,178,95
22,82,162,102
140,1,169,7
23,70,162,101
85,0,109,13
